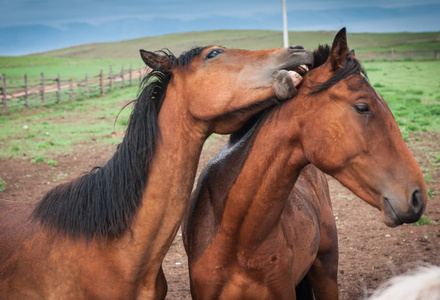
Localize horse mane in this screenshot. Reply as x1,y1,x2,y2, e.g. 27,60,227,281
309,44,368,94
33,47,207,241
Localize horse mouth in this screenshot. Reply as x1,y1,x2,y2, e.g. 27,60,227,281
287,64,309,82
382,197,404,227
273,63,311,100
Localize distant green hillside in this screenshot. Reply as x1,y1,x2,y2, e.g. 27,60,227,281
37,30,440,60
1,29,439,94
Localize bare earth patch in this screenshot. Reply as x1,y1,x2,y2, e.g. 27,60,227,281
1,129,439,299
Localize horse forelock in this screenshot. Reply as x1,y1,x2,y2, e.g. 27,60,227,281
32,69,172,241
153,46,208,71
309,45,368,95
175,46,207,68
312,44,331,69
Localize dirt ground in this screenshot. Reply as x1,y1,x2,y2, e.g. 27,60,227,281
1,116,439,299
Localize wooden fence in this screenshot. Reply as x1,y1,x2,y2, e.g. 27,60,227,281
1,64,149,114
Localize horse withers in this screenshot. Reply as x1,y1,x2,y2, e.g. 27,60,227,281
182,28,427,300
0,45,313,299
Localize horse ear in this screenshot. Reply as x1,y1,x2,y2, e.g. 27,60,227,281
139,50,173,72
329,28,348,72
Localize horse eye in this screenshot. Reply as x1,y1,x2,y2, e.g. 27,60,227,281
206,49,223,59
354,104,371,114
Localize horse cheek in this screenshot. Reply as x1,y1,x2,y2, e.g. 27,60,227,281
304,121,344,174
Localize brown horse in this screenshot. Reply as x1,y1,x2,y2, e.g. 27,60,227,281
0,46,313,299
182,28,428,300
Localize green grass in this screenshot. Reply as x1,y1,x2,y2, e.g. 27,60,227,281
47,160,58,166
0,86,136,161
31,155,46,163
363,60,440,134
412,215,432,226
0,56,140,85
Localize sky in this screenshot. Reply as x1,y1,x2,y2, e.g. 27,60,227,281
1,0,440,56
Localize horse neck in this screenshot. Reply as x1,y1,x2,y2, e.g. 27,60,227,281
119,84,207,276
221,104,306,250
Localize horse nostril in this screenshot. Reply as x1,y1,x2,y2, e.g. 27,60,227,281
410,190,424,215
289,45,304,50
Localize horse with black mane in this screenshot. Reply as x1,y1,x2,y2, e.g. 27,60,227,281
0,45,313,299
182,28,427,300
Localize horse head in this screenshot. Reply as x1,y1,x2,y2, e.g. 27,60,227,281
296,28,427,227
140,45,313,134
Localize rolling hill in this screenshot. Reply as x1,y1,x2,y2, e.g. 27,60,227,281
34,30,440,60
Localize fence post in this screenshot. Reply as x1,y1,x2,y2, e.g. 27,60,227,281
391,48,395,61
435,50,439,60
129,64,132,86
24,74,29,109
1,74,8,113
100,69,105,96
86,73,89,98
139,63,142,83
57,73,61,104
109,66,113,90
41,73,46,105
69,77,74,102
121,65,125,88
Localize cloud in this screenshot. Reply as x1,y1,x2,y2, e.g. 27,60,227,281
2,0,440,28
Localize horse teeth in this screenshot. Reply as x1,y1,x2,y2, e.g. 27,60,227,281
300,64,309,72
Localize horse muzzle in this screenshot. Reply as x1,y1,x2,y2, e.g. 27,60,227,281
381,188,426,227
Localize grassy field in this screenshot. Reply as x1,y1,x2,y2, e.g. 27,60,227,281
0,56,140,93
364,60,440,139
0,30,439,162
0,86,136,162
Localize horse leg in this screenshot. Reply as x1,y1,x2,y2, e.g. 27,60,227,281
137,265,167,300
306,251,338,300
155,266,168,300
307,220,339,299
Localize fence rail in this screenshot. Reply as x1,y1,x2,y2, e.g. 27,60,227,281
1,64,150,114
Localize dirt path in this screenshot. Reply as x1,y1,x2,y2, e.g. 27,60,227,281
1,126,439,299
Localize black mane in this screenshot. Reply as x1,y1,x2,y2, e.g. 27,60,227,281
33,47,207,241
